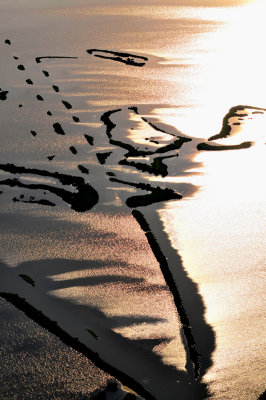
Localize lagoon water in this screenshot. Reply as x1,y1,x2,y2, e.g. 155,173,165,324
0,0,265,399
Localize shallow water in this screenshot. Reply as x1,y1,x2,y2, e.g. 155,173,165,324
0,0,265,399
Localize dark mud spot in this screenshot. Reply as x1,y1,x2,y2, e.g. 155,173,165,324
52,85,60,93
13,56,19,60
42,70,49,77
78,165,89,174
0,163,99,212
69,146,77,154
36,94,44,101
87,49,148,67
53,122,65,135
5,39,11,45
47,155,55,161
72,116,80,123
30,130,37,137
19,104,23,108
47,111,52,116
84,134,94,145
35,56,78,64
96,152,112,165
62,100,72,110
0,89,9,101
197,141,253,151
26,79,33,85
19,274,35,287
17,64,25,71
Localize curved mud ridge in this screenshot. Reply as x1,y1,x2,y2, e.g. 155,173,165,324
0,163,99,212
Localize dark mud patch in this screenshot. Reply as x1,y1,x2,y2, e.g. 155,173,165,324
35,56,78,64
13,196,55,207
52,85,60,93
62,100,72,110
36,94,44,101
109,177,181,208
69,146,77,154
26,79,33,85
17,64,25,71
19,274,35,287
84,134,94,145
53,122,65,135
42,70,49,77
78,165,89,174
87,49,148,67
96,152,113,165
72,116,80,122
0,89,9,101
5,39,11,45
197,141,253,151
0,163,99,212
30,130,37,137
119,154,177,177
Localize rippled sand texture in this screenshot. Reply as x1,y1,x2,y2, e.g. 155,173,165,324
0,1,265,399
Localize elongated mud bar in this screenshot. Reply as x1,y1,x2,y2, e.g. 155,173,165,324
87,49,148,67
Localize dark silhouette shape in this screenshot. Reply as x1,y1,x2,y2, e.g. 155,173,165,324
17,64,25,70
69,146,77,154
62,100,72,109
53,122,65,135
0,89,9,101
35,56,78,64
5,39,11,45
26,78,33,85
197,141,253,151
84,134,94,145
78,165,89,174
96,152,113,165
0,163,99,212
87,49,148,67
52,85,59,92
208,105,266,141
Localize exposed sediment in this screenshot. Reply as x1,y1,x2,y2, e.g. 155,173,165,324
0,163,99,212
87,49,148,67
197,141,253,151
35,56,78,64
209,105,266,141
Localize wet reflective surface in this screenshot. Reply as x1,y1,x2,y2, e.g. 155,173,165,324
0,0,265,399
